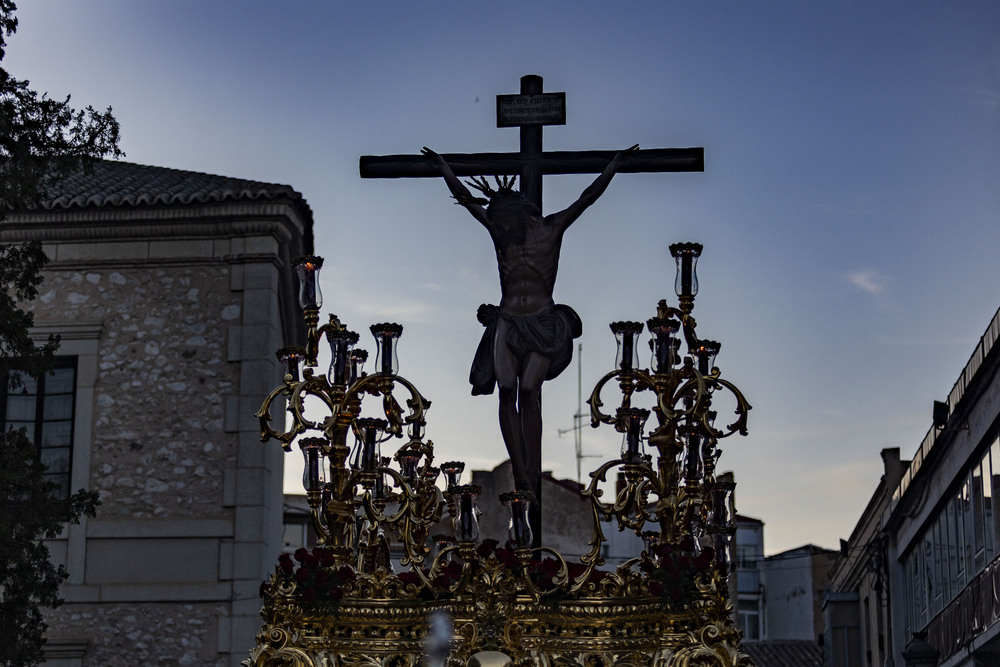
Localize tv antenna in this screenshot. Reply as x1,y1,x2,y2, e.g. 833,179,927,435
557,343,601,483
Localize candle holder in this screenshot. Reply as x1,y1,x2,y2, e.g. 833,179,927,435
252,244,754,667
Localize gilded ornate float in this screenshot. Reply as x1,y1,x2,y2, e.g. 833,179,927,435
246,244,754,666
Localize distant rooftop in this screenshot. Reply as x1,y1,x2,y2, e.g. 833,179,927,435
742,640,823,667
765,544,837,560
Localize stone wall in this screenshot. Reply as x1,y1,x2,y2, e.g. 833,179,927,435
48,602,230,667
37,265,237,520
4,197,310,667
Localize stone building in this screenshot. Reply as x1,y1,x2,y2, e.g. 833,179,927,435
472,460,644,566
1,160,312,666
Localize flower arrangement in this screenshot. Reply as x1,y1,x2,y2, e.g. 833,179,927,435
640,536,715,603
268,547,357,605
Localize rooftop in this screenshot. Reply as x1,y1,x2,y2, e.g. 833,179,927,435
33,159,309,213
9,160,315,251
741,640,824,667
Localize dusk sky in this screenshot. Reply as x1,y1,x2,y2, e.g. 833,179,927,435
8,2,1000,555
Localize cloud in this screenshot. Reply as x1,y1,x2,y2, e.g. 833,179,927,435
846,269,888,295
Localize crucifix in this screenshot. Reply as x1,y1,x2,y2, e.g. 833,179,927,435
360,74,704,548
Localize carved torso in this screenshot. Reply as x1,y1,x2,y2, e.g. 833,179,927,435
492,216,562,317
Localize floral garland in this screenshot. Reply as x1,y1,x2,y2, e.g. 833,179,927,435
640,536,715,602
263,547,357,605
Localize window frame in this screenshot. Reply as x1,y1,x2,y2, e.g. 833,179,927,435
2,356,78,501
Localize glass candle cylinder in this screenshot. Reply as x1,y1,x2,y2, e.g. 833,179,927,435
618,407,649,461
370,323,403,375
647,317,680,374
328,329,359,386
398,450,422,485
349,348,368,385
682,423,704,483
276,346,306,381
441,461,465,490
500,490,535,549
298,437,327,491
610,321,644,373
453,484,481,543
669,243,703,299
708,480,736,531
357,418,386,474
292,256,324,310
694,340,721,376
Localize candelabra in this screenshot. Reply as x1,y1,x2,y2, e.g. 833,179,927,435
247,244,754,667
586,242,749,576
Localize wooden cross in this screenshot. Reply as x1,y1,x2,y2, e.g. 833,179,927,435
359,74,703,547
360,74,704,212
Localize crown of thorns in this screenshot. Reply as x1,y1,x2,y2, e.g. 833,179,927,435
465,175,517,200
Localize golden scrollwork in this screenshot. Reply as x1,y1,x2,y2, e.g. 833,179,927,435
248,249,754,666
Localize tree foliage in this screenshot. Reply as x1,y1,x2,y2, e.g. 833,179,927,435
0,431,100,666
0,2,119,664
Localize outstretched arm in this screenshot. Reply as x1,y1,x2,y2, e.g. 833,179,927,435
421,147,490,227
548,145,639,232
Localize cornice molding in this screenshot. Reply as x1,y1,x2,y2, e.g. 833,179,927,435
1,217,300,246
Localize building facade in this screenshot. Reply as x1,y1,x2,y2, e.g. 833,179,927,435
828,306,1000,667
734,514,765,641
1,161,312,666
763,544,836,643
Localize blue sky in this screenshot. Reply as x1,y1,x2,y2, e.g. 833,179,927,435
8,1,999,554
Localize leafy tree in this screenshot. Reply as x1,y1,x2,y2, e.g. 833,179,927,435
1,1,120,664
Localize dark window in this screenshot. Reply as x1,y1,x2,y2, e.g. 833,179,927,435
737,598,760,640
2,358,77,500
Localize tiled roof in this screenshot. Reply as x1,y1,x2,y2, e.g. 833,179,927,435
741,640,824,667
34,160,310,214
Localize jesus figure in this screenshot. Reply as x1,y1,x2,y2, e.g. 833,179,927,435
422,145,638,495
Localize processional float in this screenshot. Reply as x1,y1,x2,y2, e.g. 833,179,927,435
246,240,754,666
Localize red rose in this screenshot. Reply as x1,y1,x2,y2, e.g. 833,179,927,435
301,588,317,603
278,554,295,574
295,568,311,582
314,570,330,586
337,565,356,583
293,547,309,563
653,543,672,558
476,539,499,558
397,571,420,586
679,537,694,552
588,569,609,584
318,549,336,568
676,555,692,571
496,547,518,568
329,586,343,600
259,581,271,597
443,560,463,578
648,580,663,596
567,562,587,580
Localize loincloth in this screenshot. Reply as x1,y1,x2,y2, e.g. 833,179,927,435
469,303,583,396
